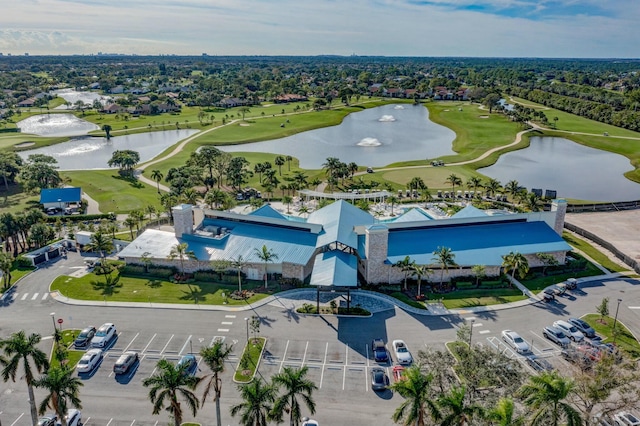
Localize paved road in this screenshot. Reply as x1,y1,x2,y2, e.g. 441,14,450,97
1,253,640,425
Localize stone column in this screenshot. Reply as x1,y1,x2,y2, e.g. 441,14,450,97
172,204,194,238
364,224,389,284
550,199,567,236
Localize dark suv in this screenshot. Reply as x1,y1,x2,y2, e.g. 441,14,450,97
371,338,389,363
74,326,96,348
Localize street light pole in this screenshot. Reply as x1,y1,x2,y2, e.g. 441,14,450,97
244,317,249,343
469,319,475,346
50,312,56,333
613,298,622,343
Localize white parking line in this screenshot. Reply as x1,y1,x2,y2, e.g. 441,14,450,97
179,335,192,355
31,293,39,300
42,293,48,300
160,335,174,354
10,413,24,426
106,418,113,426
529,331,555,353
319,342,328,389
21,293,28,300
342,344,349,390
142,334,157,352
130,420,136,425
472,322,483,327
279,340,290,373
479,330,491,334
302,341,309,364
123,333,139,352
366,343,370,367
84,417,91,425
225,314,236,318
221,322,233,325
217,328,229,332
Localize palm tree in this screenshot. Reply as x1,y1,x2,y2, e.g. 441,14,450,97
486,397,524,426
501,251,529,282
0,331,49,426
230,379,278,426
393,256,415,291
432,247,457,290
101,124,112,140
168,242,197,278
142,359,201,426
484,178,502,198
283,195,293,214
33,366,83,426
0,250,13,289
504,180,522,202
84,231,113,264
231,255,248,293
271,366,318,426
389,366,440,426
445,174,462,197
517,371,581,426
387,195,398,216
437,385,484,426
524,192,544,212
150,169,164,193
412,264,431,297
274,156,286,176
285,155,293,171
466,176,483,193
253,245,278,289
200,341,234,426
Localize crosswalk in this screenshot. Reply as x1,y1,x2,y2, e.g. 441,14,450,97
4,291,50,302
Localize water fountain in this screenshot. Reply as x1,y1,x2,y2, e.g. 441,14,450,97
357,137,382,147
378,115,396,122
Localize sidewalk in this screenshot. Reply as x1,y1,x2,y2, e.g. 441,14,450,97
49,272,627,316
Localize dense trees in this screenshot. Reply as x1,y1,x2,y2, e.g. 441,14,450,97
108,150,140,176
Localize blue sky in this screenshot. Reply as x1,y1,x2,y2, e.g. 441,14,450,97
0,0,637,57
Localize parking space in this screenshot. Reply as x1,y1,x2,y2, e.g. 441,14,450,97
344,365,368,392
348,342,369,366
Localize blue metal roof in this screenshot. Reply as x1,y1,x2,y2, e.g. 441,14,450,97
392,208,433,223
40,187,81,204
310,251,358,287
307,200,374,249
451,205,488,219
249,204,286,220
387,221,571,266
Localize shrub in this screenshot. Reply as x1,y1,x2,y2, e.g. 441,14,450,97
121,264,146,275
15,256,34,268
299,303,315,314
146,266,176,279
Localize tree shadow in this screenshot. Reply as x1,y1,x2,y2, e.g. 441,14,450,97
145,279,162,289
91,273,122,295
113,174,143,189
179,284,209,303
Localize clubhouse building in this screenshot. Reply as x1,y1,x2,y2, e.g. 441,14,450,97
118,200,571,289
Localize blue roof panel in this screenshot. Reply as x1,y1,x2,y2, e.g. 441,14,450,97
387,221,570,266
392,208,433,223
451,205,488,219
40,187,81,204
310,251,358,287
307,200,374,249
249,204,286,220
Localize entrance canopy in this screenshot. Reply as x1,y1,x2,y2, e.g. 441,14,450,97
310,251,358,288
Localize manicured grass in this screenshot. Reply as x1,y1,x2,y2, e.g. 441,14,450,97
234,337,266,383
50,272,269,306
0,183,42,214
432,288,528,309
0,134,71,151
62,169,162,213
519,265,603,293
446,341,468,362
563,231,630,274
1,266,36,293
390,292,427,310
582,314,640,359
50,329,83,370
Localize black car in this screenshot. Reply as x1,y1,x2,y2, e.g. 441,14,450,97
370,367,389,391
525,354,554,372
371,338,389,363
542,288,556,302
74,326,97,348
568,317,596,338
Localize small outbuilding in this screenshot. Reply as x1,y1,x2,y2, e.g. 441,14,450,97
40,187,82,211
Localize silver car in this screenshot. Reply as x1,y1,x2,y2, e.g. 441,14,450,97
543,325,571,348
501,330,530,354
554,320,584,342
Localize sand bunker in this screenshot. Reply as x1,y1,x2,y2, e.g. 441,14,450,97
479,115,489,119
239,123,251,127
14,141,35,148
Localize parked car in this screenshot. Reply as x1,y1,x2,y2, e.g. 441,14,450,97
568,317,596,338
65,409,82,426
392,340,413,365
525,354,554,372
542,325,571,348
553,320,585,342
614,412,640,426
564,278,578,290
561,348,592,370
76,348,103,373
593,413,615,426
302,417,319,426
549,284,567,296
113,351,139,375
177,354,197,375
91,323,116,348
74,326,96,348
501,330,531,354
542,288,556,302
371,338,389,363
37,415,57,426
370,367,389,391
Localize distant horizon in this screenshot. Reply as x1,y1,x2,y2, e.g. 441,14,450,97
2,1,638,58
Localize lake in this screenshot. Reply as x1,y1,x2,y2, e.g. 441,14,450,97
17,113,100,137
19,130,199,171
219,104,456,168
480,136,640,202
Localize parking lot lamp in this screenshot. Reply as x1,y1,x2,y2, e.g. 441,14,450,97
469,318,475,346
613,298,622,342
244,317,249,343
50,312,56,333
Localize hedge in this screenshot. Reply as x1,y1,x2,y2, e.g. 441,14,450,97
121,264,176,279
45,213,115,224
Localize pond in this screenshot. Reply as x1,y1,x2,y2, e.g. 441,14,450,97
17,113,100,137
480,136,640,202
50,89,112,109
18,130,199,171
219,104,456,168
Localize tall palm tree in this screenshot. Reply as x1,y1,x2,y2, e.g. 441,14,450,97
0,250,13,289
501,251,529,282
0,331,49,426
484,178,502,198
389,366,440,426
524,192,544,212
485,397,524,426
393,256,415,291
231,255,248,293
253,245,278,289
33,366,83,426
504,180,522,202
150,169,164,193
200,341,234,426
168,242,197,278
517,371,582,426
230,379,278,426
466,176,483,193
387,195,398,216
432,247,457,290
437,385,484,426
142,359,201,426
445,174,462,197
285,155,293,171
274,156,286,176
271,366,318,426
84,231,114,263
412,264,431,296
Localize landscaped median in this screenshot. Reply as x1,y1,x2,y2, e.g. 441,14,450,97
583,314,640,359
233,337,266,383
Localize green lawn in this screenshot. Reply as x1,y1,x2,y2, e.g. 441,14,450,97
519,263,603,293
234,337,265,383
51,272,270,306
390,292,427,310
1,266,36,293
582,314,640,359
50,329,83,370
431,288,528,309
563,231,630,274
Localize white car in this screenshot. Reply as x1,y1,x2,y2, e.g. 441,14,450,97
65,409,82,426
614,412,640,426
392,340,413,365
553,320,584,342
302,418,319,426
76,348,103,373
92,323,116,348
501,330,531,354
